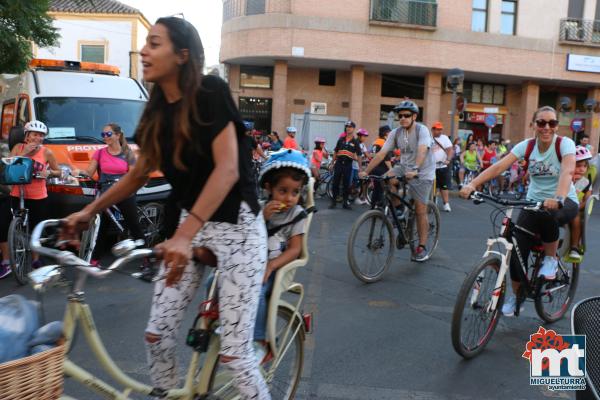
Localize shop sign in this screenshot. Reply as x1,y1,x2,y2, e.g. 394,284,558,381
567,54,600,74
465,112,504,124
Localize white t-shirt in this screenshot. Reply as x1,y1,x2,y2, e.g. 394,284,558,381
432,134,452,168
510,135,578,204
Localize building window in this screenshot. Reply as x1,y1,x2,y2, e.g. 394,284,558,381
246,0,266,15
568,0,584,19
381,74,425,99
464,82,505,105
319,70,336,86
81,44,105,63
501,0,517,35
471,0,488,32
240,66,273,89
370,0,438,27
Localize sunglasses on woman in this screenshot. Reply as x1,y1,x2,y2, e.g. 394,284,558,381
535,119,559,129
101,131,113,138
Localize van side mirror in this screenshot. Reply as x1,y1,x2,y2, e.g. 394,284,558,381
8,126,25,151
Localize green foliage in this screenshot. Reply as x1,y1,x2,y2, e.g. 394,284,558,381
0,0,59,73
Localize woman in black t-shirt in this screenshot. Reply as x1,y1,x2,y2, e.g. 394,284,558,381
63,17,269,398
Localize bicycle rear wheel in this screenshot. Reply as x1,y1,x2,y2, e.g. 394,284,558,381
208,307,304,400
8,216,31,285
316,173,331,197
451,256,505,359
407,201,440,261
535,260,579,323
347,209,394,283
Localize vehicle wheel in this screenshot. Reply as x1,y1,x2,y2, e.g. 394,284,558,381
407,201,440,261
138,202,165,247
451,256,505,359
347,209,394,283
535,260,579,323
208,307,304,400
315,174,330,198
79,214,100,262
8,216,31,285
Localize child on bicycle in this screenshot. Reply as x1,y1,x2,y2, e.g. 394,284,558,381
0,120,61,279
567,146,596,262
255,149,311,362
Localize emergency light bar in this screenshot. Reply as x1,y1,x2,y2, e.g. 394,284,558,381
29,59,120,76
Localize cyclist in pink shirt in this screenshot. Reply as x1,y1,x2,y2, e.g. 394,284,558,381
74,123,145,266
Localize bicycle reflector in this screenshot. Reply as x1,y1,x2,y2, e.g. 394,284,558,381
303,313,313,334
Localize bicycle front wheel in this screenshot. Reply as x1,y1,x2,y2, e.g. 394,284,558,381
139,202,165,247
408,201,440,261
347,209,394,283
535,260,579,323
208,307,304,400
451,256,505,359
8,216,31,285
79,214,100,262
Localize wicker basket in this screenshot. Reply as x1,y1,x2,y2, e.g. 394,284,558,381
0,343,65,400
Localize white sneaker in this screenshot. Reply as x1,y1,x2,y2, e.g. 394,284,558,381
538,256,558,280
569,248,583,262
355,198,367,205
502,295,518,316
443,203,451,212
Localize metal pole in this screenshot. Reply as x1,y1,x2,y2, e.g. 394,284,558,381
450,88,457,142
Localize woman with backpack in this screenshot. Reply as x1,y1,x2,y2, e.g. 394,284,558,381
460,106,578,316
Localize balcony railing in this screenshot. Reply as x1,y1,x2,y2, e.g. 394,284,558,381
559,18,600,46
223,0,291,22
370,0,437,28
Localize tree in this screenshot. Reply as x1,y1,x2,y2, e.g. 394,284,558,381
0,0,59,73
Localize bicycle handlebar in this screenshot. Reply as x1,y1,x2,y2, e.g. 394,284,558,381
31,219,155,279
470,191,542,210
358,174,413,182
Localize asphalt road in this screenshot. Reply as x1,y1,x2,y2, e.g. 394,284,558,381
2,194,599,399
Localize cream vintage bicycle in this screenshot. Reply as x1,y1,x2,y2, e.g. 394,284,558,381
28,180,315,400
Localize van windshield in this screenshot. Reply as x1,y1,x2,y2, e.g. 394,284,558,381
34,97,145,142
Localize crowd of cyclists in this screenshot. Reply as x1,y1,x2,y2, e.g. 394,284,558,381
1,14,598,400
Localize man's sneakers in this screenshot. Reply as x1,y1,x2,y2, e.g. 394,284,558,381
354,197,368,205
538,256,558,280
413,245,428,262
0,261,11,279
567,247,583,263
501,295,523,317
442,203,451,212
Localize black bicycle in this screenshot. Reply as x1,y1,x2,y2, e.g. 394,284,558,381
451,192,580,358
346,175,440,283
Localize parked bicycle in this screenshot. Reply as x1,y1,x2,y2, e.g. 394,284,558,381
347,175,440,283
7,171,45,285
451,192,579,359
77,177,164,263
29,218,312,399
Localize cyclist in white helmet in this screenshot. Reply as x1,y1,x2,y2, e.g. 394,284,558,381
0,120,61,278
568,145,595,262
360,100,436,262
283,127,299,150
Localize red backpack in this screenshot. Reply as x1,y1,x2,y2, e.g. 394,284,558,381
523,136,562,170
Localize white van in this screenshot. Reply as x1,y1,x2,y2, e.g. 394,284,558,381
0,59,170,217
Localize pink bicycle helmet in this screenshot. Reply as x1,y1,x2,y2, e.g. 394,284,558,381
357,128,369,136
576,145,592,161
314,137,326,143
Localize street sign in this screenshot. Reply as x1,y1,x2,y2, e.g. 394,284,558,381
484,114,497,128
570,118,585,133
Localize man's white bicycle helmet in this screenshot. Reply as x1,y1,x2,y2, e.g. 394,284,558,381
575,145,592,162
286,126,297,133
24,120,48,135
